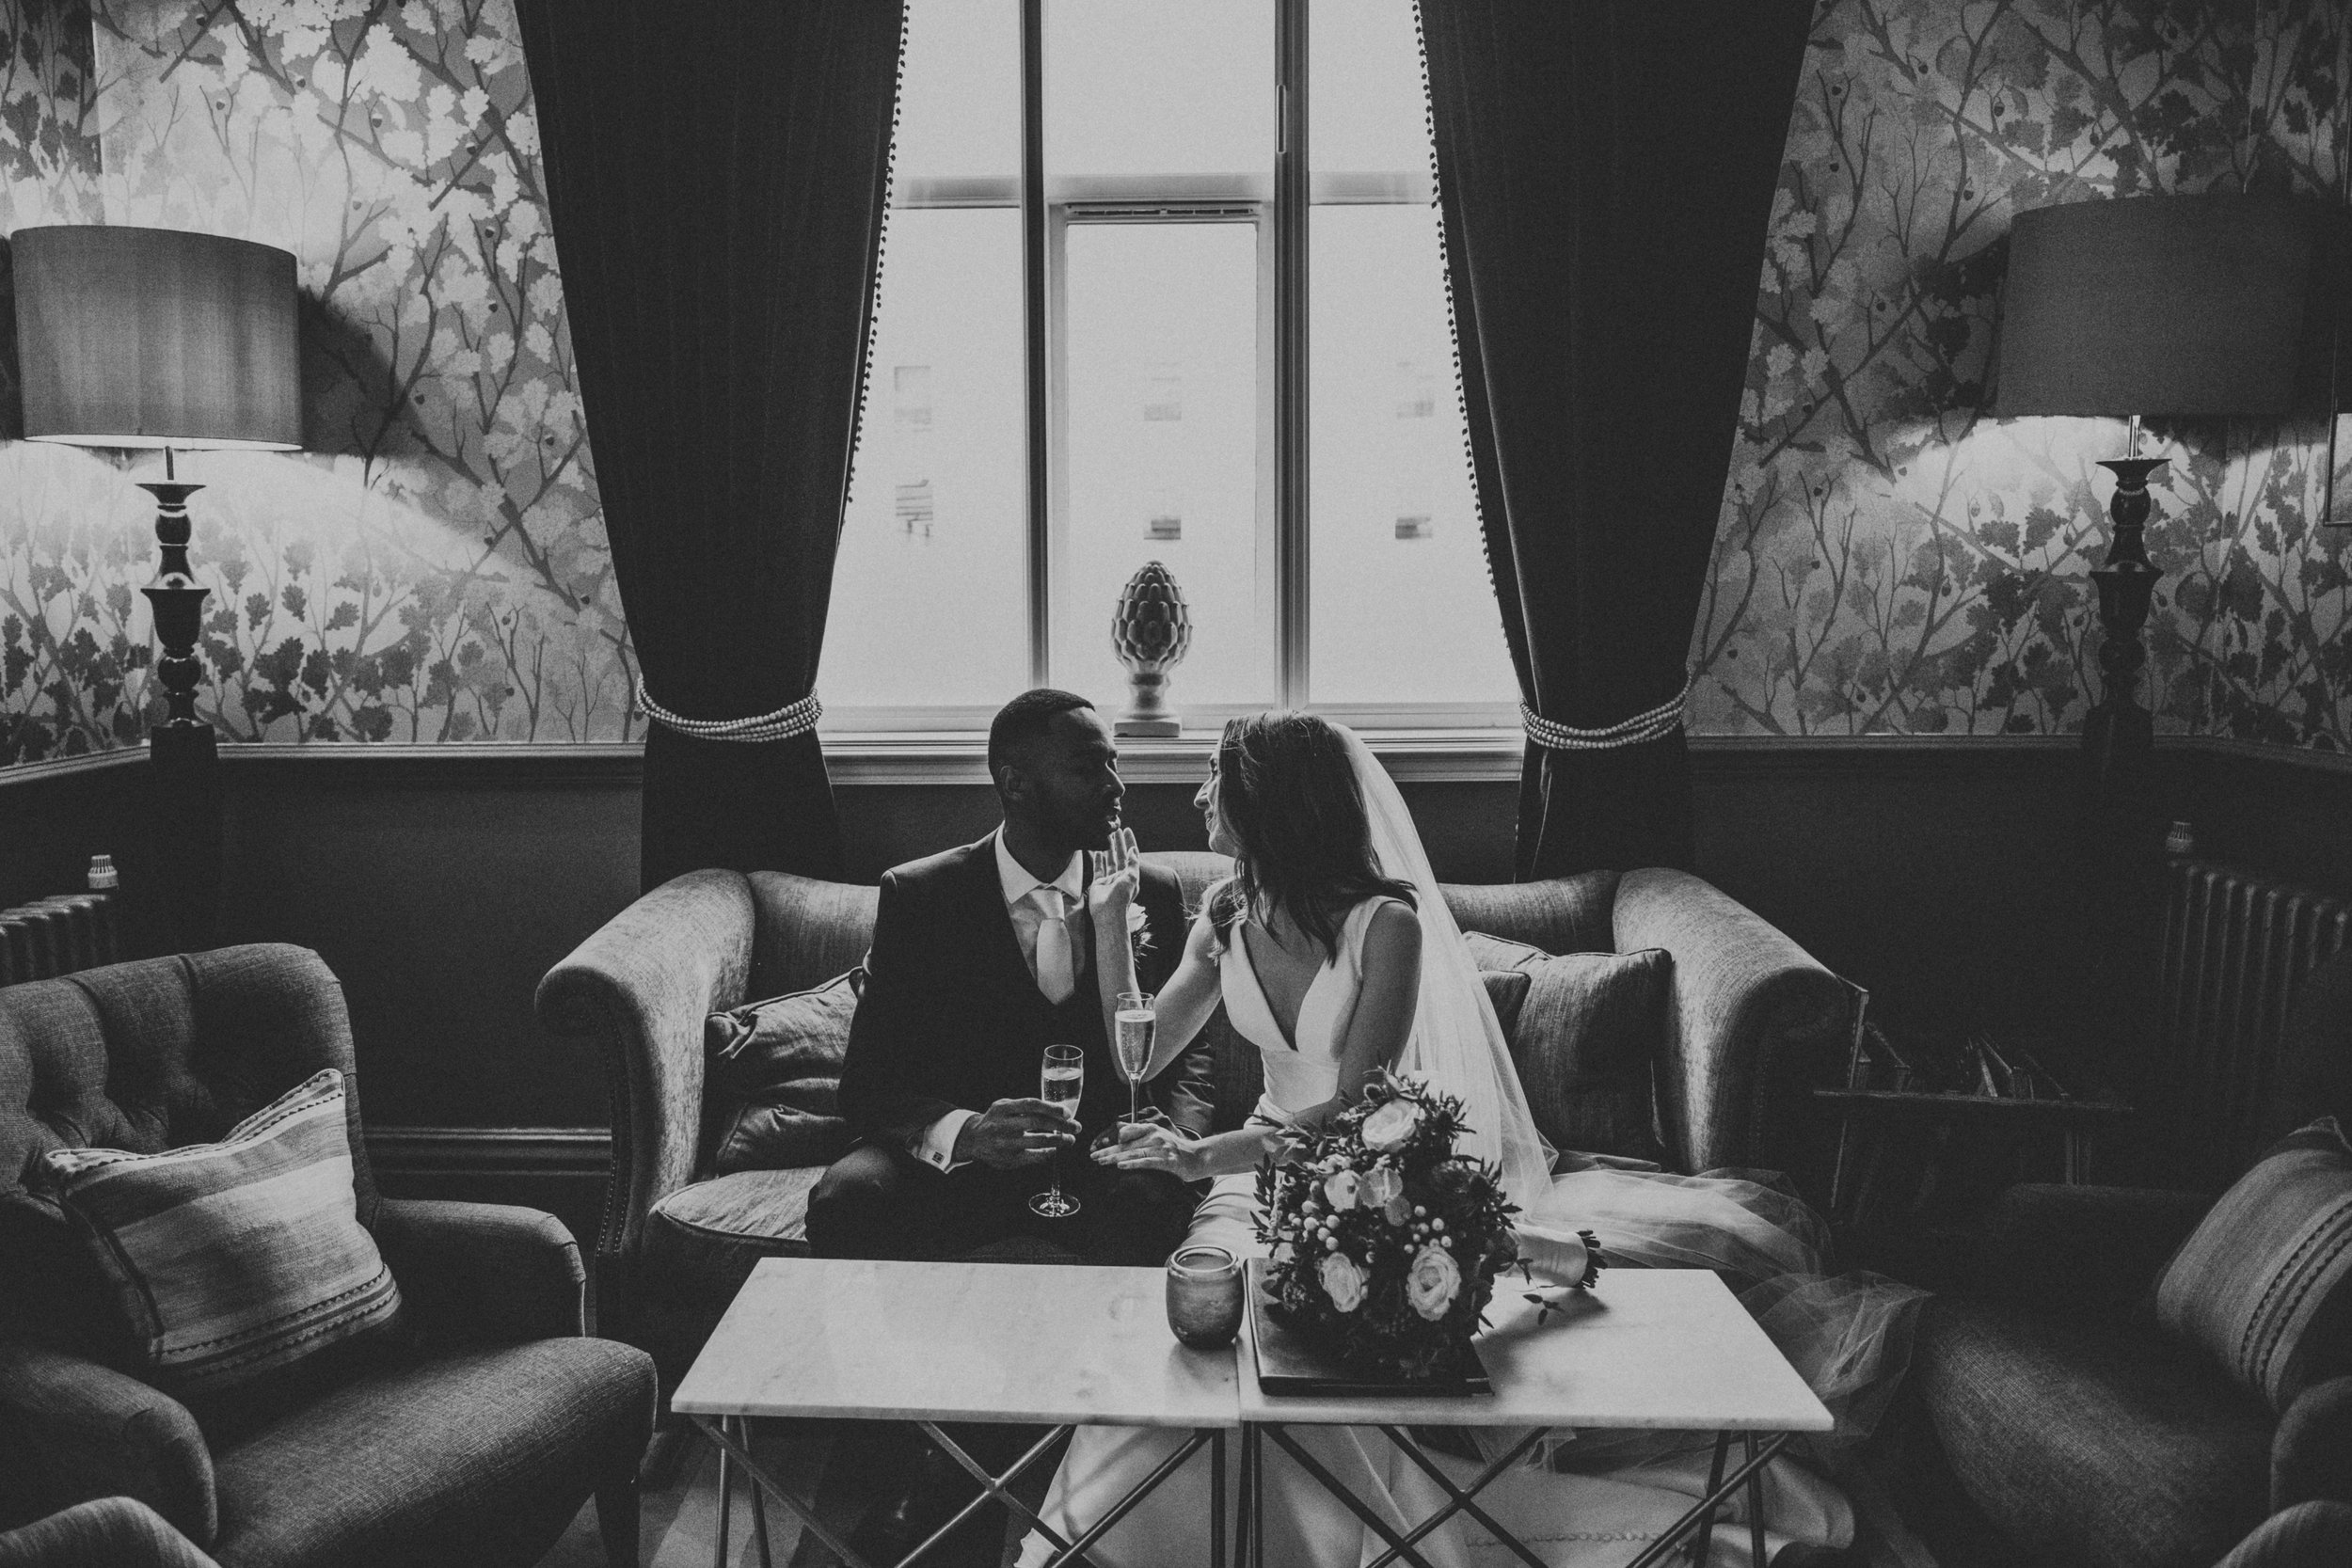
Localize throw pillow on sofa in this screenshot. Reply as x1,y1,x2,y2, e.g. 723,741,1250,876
2155,1114,2352,1412
36,1067,405,1407
1461,932,1670,1164
706,969,863,1174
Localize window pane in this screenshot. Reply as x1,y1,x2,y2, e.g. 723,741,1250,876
1045,1,1273,182
1311,0,1430,178
823,209,1028,711
1057,221,1272,709
1309,203,1518,708
896,0,1020,184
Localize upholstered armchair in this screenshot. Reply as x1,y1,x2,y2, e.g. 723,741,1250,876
1897,947,2352,1568
0,944,657,1568
537,854,1852,1392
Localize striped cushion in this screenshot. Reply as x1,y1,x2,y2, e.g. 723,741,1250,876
38,1068,403,1402
2155,1115,2352,1413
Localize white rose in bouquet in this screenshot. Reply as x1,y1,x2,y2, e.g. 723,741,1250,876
1324,1170,1360,1212
1360,1099,1422,1153
1405,1243,1462,1322
1319,1251,1368,1313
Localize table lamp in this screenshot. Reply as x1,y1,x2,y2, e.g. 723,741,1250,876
9,224,302,755
1994,195,2315,781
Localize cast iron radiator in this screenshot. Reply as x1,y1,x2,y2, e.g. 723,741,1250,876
0,888,119,986
2158,857,2352,1190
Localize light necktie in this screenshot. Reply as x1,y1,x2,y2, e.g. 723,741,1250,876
1033,887,1075,1004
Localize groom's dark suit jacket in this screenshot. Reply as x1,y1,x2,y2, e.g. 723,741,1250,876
837,837,1215,1157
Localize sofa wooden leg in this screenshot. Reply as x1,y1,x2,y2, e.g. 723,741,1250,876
597,1475,642,1568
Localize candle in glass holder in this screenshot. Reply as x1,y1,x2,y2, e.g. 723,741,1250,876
1166,1243,1244,1348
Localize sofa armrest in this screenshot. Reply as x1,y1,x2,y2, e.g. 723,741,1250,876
373,1197,586,1344
1965,1183,2212,1315
2276,1376,2352,1510
0,1497,221,1568
1612,868,1850,1181
0,1343,215,1547
2215,1502,2352,1568
534,869,756,1274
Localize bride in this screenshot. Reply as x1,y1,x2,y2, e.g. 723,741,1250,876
1021,712,1916,1568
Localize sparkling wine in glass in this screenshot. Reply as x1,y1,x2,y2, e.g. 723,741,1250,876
1031,1043,1084,1218
1115,991,1155,1129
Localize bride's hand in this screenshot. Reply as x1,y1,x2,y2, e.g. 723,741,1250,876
1087,823,1142,926
1092,1120,1203,1182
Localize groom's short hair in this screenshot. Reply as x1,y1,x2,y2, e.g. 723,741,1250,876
988,689,1095,789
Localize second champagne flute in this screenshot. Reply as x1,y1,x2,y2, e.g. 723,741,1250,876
1115,990,1155,1130
1031,1043,1083,1218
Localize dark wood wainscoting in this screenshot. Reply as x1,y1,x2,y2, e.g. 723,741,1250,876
8,735,2349,1210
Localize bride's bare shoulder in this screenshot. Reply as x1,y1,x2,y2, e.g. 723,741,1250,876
1360,897,1421,963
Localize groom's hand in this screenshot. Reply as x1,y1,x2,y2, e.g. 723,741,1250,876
954,1098,1080,1170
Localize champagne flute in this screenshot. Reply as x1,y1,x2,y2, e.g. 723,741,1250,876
1031,1043,1084,1218
1115,990,1155,1130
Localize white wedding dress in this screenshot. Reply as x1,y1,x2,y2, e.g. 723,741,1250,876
1014,728,1923,1568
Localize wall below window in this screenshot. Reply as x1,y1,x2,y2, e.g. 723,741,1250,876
15,736,2343,1230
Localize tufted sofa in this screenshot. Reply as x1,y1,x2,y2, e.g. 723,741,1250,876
0,944,656,1568
537,854,1854,1391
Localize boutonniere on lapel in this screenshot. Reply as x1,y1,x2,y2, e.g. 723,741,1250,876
1126,896,1152,962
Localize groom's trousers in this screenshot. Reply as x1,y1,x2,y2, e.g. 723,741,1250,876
805,1140,1198,1266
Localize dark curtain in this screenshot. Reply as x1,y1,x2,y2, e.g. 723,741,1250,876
515,0,903,889
1422,0,1812,879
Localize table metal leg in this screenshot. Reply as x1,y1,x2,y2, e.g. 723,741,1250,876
1690,1431,1730,1568
1742,1433,1768,1568
1211,1430,1227,1568
1375,1427,1550,1568
1258,1424,1467,1568
713,1432,732,1568
1618,1434,1788,1568
1250,1425,1263,1568
743,1419,781,1568
1232,1422,1257,1568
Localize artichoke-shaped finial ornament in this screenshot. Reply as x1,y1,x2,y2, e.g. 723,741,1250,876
1111,561,1192,736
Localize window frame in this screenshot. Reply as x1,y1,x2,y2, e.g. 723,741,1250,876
820,0,1520,746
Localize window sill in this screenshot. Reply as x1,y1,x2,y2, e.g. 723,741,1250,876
821,728,1526,784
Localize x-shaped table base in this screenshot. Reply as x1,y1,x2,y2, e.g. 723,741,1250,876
691,1416,1227,1568
1241,1424,1791,1568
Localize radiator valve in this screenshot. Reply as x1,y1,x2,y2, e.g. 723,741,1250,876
87,854,119,892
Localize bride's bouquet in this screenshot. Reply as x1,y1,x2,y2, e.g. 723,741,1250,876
1255,1071,1601,1382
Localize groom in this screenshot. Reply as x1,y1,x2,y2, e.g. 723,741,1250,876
807,688,1213,1267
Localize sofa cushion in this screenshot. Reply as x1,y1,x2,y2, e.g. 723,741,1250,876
2156,1115,2352,1413
209,1336,654,1568
1465,936,1669,1162
1915,1296,2272,1568
1480,970,1533,1039
36,1069,404,1411
706,971,862,1174
643,1168,822,1307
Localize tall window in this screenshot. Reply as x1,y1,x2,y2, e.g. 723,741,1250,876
822,0,1516,731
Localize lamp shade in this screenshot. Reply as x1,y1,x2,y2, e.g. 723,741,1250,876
10,225,300,450
1994,195,2315,419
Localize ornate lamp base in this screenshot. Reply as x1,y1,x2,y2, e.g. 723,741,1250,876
2084,456,2163,789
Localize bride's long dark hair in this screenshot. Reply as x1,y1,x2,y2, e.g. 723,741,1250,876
1203,711,1416,955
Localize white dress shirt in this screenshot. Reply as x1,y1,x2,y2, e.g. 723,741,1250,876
915,829,1087,1171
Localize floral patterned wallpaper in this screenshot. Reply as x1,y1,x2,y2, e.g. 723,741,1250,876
1691,0,2352,744
6,0,2350,763
1,0,630,762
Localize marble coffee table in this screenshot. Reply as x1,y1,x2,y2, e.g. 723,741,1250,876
1233,1269,1836,1568
673,1257,1238,1568
678,1259,1831,1568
